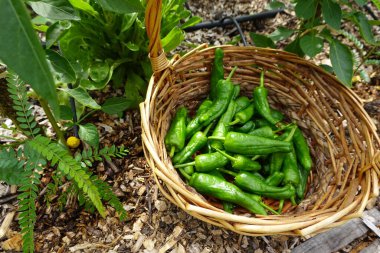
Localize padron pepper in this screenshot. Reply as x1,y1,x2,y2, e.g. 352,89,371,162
296,164,309,200
165,106,188,157
215,148,261,171
207,170,235,213
210,48,224,100
233,120,255,133
208,131,292,155
189,173,267,215
265,171,284,187
210,100,236,150
282,144,301,187
195,99,213,117
247,126,276,139
175,152,229,172
293,127,313,171
253,71,281,125
234,96,251,113
230,103,254,125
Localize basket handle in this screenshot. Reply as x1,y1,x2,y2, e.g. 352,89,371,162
145,0,170,73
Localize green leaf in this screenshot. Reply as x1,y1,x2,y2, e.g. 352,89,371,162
353,12,376,45
29,0,80,21
121,12,138,32
68,0,98,16
181,16,202,29
266,0,286,10
372,0,380,9
0,0,59,116
329,39,353,87
284,38,305,57
320,64,334,73
0,148,24,185
300,34,324,57
96,0,143,14
161,27,185,52
295,0,318,20
89,62,110,82
79,123,99,148
61,87,101,109
46,21,71,48
354,0,367,6
322,0,342,30
58,105,73,120
250,33,276,48
126,42,139,52
101,97,132,115
269,27,294,42
124,71,146,109
46,50,76,84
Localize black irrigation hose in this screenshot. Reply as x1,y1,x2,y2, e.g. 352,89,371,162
68,83,79,138
364,4,378,20
184,9,284,32
221,16,248,46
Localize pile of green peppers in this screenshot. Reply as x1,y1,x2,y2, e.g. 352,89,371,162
164,48,313,216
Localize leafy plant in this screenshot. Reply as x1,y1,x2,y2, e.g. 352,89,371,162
253,0,379,87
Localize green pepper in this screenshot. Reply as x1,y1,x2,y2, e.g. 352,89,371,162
234,96,251,113
247,126,276,139
209,132,292,155
210,48,224,100
254,118,276,129
189,173,267,215
195,99,213,117
233,171,296,203
208,170,235,213
164,107,188,157
271,108,284,122
215,148,261,171
265,171,284,186
233,85,240,99
172,123,213,165
187,67,236,137
293,127,313,171
296,164,309,200
282,144,301,186
253,71,280,125
230,103,254,125
248,193,280,215
175,152,229,172
233,121,255,133
209,100,236,150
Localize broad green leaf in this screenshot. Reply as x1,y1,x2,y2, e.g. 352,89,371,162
250,33,276,48
372,0,380,9
284,38,305,57
181,16,202,29
61,87,101,109
354,0,367,6
295,0,318,20
78,123,99,148
269,27,294,42
266,0,286,10
101,97,132,115
58,105,73,120
68,0,98,16
0,0,59,115
96,0,143,14
322,0,342,30
126,42,139,52
0,148,24,185
320,64,334,73
121,13,138,32
329,39,353,87
161,27,184,52
46,50,76,84
29,0,80,20
89,62,110,82
354,12,376,45
300,34,324,57
46,21,71,48
124,71,147,109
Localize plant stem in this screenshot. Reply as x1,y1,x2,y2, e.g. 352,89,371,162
39,99,66,146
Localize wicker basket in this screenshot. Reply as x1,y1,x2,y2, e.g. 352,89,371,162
140,0,380,236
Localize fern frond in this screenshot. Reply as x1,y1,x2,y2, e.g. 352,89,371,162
340,30,364,51
6,72,41,137
351,49,361,68
0,147,24,185
359,70,371,83
28,136,106,217
76,145,128,168
365,59,380,66
18,143,46,253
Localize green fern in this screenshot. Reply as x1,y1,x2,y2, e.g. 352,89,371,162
18,143,46,253
340,30,364,51
28,136,106,217
0,147,24,185
365,59,380,66
6,72,41,137
76,145,128,168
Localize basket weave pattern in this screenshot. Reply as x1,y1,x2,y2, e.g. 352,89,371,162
140,0,380,236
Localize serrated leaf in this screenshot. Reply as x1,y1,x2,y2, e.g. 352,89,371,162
89,62,110,82
162,27,184,52
0,0,59,116
295,0,318,20
269,27,294,42
46,50,76,84
354,12,376,45
0,149,24,185
329,39,353,87
79,123,99,148
29,0,80,20
322,0,342,30
96,0,143,14
101,97,132,115
300,34,324,57
46,21,71,48
61,87,101,109
355,0,367,6
250,33,276,48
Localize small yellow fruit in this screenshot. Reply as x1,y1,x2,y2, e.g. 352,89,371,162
67,136,81,148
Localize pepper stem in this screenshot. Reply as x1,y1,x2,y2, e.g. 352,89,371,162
178,168,191,181
218,168,238,177
175,161,196,168
259,202,280,215
215,148,237,162
290,196,297,206
251,155,261,161
170,146,175,157
273,123,295,133
260,70,265,88
203,121,215,136
208,136,225,141
278,199,284,213
284,125,297,142
226,66,238,82
229,119,240,126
